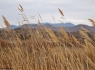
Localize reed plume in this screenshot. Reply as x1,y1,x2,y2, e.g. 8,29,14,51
18,4,24,12
58,8,64,16
2,15,10,27
88,19,95,26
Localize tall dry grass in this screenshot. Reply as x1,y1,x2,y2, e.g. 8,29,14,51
0,5,95,70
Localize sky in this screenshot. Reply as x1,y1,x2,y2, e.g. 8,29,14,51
0,0,95,26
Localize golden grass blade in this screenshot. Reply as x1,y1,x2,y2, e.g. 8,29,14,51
2,15,10,27
60,26,69,41
45,27,59,42
16,35,22,45
71,35,79,44
58,8,64,16
79,30,91,41
88,19,95,26
88,19,94,22
81,26,89,32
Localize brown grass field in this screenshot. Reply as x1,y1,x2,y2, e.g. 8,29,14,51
0,5,95,70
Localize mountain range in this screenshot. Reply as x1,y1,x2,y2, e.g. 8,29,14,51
1,22,95,32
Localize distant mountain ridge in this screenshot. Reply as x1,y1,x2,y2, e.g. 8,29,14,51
9,25,19,29
20,23,95,32
20,22,75,28
1,23,95,32
65,24,95,32
0,22,75,29
43,22,75,27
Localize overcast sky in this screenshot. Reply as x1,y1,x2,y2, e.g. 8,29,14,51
0,0,95,26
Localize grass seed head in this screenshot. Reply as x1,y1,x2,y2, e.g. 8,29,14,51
58,8,64,16
2,15,10,27
88,18,95,26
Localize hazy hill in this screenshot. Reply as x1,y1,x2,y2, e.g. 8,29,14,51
50,22,75,27
1,23,95,32
64,24,95,32
20,23,95,32
20,22,75,28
